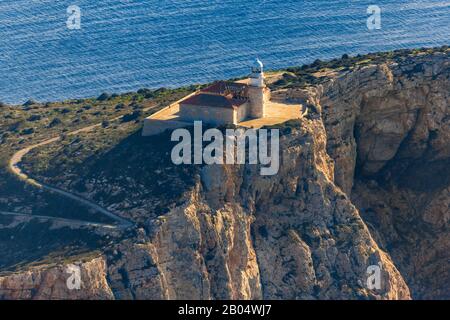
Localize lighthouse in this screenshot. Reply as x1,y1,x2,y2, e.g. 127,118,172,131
250,58,265,87
142,57,304,136
248,58,269,118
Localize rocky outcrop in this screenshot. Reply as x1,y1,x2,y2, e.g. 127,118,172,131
315,52,449,195
0,117,411,300
157,120,409,300
0,257,113,300
306,51,449,299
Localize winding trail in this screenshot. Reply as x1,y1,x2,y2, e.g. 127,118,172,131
6,106,159,230
0,210,118,230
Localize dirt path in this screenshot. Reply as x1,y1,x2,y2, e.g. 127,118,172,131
6,106,159,230
0,210,119,230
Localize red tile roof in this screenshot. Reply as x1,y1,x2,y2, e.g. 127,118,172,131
202,81,249,95
181,93,248,109
180,81,249,109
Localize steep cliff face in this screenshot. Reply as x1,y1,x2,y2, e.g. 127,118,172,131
1,50,448,300
105,119,409,300
310,51,449,299
317,52,449,196
0,118,411,300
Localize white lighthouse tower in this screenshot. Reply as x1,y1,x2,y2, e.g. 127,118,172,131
250,58,265,87
248,58,269,118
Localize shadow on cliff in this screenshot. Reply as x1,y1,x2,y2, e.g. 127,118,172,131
68,128,198,221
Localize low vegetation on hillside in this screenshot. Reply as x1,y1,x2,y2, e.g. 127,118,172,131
0,85,197,271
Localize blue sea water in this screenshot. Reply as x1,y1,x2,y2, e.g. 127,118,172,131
0,0,449,104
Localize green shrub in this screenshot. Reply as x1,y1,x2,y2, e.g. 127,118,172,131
27,114,42,122
48,118,62,128
21,128,35,135
122,111,142,122
97,92,110,101
23,99,38,107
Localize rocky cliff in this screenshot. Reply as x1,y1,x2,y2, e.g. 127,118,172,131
315,51,449,299
0,118,411,300
1,49,448,300
0,257,113,300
